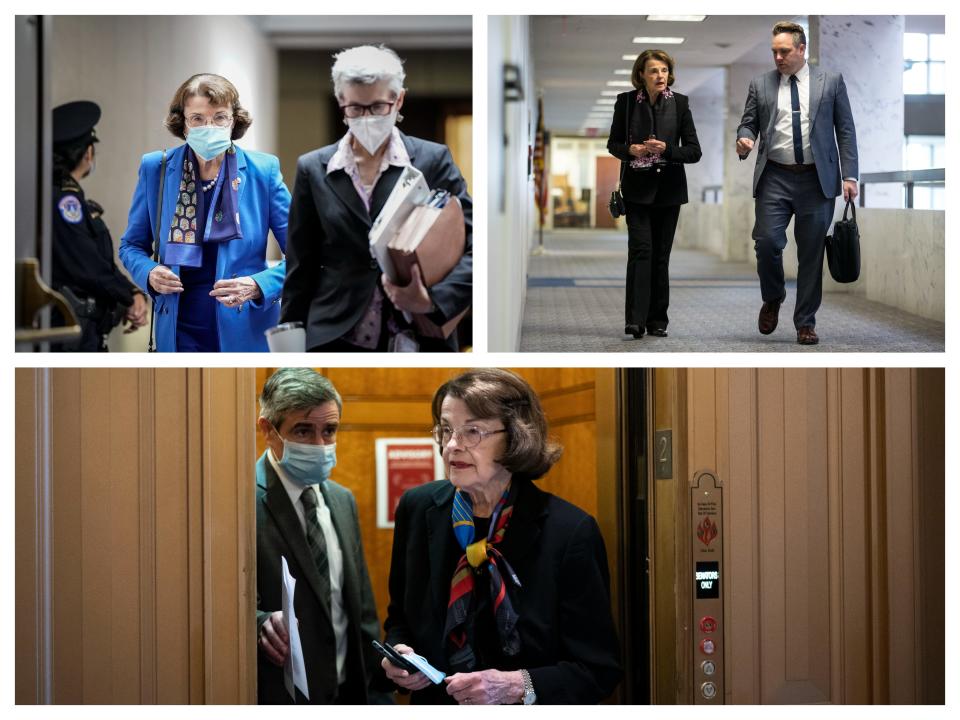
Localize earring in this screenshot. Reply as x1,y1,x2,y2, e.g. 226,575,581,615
396,113,404,124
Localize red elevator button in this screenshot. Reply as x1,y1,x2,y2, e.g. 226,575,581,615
700,615,718,633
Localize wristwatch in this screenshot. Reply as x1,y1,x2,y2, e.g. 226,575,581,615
520,669,536,705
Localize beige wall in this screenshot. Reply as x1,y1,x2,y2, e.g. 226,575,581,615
667,368,944,704
51,16,279,351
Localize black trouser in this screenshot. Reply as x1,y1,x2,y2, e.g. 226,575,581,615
624,202,681,330
50,305,110,352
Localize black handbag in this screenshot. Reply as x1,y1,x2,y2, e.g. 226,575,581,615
608,94,629,219
825,199,860,283
609,187,625,218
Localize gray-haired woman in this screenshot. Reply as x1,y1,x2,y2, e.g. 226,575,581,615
280,45,473,352
380,369,622,704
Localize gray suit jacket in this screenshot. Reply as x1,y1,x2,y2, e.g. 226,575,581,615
737,65,858,198
255,453,390,704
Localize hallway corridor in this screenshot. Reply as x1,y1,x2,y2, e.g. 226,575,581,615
520,231,944,353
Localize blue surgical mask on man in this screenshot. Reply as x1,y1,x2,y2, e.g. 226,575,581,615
273,428,337,487
186,125,232,161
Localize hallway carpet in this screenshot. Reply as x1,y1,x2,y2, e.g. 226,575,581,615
519,231,944,353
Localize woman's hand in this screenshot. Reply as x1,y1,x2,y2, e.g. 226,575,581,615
628,143,648,158
123,293,149,333
382,265,433,314
444,669,524,705
643,139,667,156
148,265,183,294
381,643,432,691
210,276,263,308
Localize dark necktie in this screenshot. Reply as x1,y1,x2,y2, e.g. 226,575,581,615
300,487,331,604
790,74,804,165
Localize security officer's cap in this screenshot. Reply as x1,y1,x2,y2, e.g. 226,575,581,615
53,100,101,145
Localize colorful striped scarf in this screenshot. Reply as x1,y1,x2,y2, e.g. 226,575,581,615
444,484,522,672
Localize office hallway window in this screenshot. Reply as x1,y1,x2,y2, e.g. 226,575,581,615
903,32,944,94
904,134,945,210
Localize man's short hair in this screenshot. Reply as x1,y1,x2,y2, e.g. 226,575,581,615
773,21,806,48
259,368,342,429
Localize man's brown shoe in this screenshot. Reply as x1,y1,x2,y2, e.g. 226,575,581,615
758,293,786,335
797,326,819,345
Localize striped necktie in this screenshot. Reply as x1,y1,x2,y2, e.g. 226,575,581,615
300,487,331,604
790,74,804,165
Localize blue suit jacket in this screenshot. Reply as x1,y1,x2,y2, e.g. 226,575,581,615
737,66,859,199
119,144,290,352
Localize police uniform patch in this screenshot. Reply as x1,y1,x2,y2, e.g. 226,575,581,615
58,195,84,224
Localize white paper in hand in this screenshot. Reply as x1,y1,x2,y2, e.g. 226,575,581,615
282,556,309,701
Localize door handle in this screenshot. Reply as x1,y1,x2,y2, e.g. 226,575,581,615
16,257,82,344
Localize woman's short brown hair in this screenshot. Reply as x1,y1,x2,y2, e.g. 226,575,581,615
431,369,562,482
631,49,676,90
164,73,253,141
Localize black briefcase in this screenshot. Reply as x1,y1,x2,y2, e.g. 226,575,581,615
825,199,860,283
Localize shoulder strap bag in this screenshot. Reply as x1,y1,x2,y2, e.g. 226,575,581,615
148,149,167,352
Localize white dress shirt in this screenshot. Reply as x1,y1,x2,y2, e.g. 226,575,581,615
769,61,812,165
267,448,349,684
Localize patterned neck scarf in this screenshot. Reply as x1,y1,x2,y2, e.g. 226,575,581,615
162,145,243,268
444,483,522,672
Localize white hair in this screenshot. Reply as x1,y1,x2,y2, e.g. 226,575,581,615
331,45,406,100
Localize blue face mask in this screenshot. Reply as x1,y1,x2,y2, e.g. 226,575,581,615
186,125,232,161
274,431,337,488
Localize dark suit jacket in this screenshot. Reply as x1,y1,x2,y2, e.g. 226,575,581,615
255,453,388,704
607,89,701,206
280,132,473,351
737,66,859,198
384,480,622,704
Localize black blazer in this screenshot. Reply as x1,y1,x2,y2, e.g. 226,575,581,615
384,480,622,704
255,454,390,704
607,89,701,206
280,133,473,351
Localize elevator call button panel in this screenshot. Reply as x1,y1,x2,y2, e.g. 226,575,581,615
691,470,724,704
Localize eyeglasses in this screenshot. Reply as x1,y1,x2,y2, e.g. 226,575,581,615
340,101,396,119
432,425,506,448
185,113,234,128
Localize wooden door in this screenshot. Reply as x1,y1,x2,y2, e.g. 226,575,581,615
15,368,257,704
660,368,945,704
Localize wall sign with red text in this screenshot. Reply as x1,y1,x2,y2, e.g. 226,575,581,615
376,438,445,528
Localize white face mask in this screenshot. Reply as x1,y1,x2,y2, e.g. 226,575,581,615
348,111,397,155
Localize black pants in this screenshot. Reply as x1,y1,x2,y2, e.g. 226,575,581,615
50,306,109,352
624,202,681,330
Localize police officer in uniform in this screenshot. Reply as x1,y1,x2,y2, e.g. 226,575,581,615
52,100,148,351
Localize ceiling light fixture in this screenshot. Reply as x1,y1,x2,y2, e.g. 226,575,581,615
631,36,685,44
646,15,706,22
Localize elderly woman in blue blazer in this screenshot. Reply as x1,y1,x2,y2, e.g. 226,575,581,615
120,73,290,352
